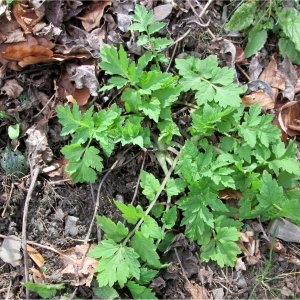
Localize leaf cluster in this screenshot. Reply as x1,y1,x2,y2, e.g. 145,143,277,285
226,1,300,63
56,3,300,299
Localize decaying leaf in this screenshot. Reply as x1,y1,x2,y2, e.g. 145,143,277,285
153,4,173,22
67,63,99,96
25,125,53,168
60,244,97,287
259,56,286,91
278,101,300,136
242,89,275,109
218,188,242,200
238,230,261,266
27,244,45,268
78,1,111,32
0,79,23,99
12,1,45,34
185,281,211,300
66,87,91,106
2,44,53,61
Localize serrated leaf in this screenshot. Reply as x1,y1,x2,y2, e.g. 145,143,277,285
214,84,246,107
100,45,129,78
114,201,145,224
93,285,119,300
96,216,128,242
88,239,140,288
140,171,160,201
132,231,162,268
245,27,267,58
148,22,166,34
141,216,164,239
131,4,154,31
269,157,300,176
139,268,159,285
281,199,300,225
162,206,177,229
127,281,157,300
56,103,82,136
277,7,300,52
201,227,241,267
122,88,142,113
61,144,85,162
165,178,187,197
226,2,256,31
138,71,171,92
251,171,285,221
140,97,161,122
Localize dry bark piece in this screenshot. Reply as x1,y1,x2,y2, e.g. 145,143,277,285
268,218,300,243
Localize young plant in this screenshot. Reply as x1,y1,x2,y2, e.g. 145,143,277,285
56,3,300,298
226,0,300,63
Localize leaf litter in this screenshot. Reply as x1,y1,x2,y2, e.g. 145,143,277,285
0,0,300,299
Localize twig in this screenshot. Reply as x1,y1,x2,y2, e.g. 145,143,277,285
21,166,40,299
0,234,77,264
174,248,189,282
84,158,121,244
130,151,146,205
4,279,12,300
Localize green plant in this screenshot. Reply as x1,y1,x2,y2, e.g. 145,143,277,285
56,3,300,299
226,0,300,63
23,282,64,299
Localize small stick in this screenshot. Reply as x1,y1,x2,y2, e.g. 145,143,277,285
21,166,40,299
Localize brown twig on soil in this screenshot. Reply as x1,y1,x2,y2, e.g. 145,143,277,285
21,166,40,299
0,234,77,264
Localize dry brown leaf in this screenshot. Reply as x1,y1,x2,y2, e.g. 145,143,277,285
2,44,53,61
31,267,45,282
218,188,242,200
0,79,23,99
27,244,45,268
259,56,286,90
238,231,261,265
12,1,45,34
235,257,246,271
67,87,91,106
242,89,275,109
278,101,300,136
185,282,210,300
78,1,111,32
60,244,98,287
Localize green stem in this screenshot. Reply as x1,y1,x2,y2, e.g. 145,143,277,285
122,153,180,246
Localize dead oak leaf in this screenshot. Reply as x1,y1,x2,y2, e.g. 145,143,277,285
78,1,111,32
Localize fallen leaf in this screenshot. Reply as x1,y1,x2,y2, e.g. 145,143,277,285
278,57,297,101
259,56,286,90
278,101,300,136
0,79,23,99
67,87,91,106
185,282,210,300
12,1,45,34
66,63,99,96
218,188,242,200
60,244,98,287
2,44,53,61
235,257,246,271
238,230,261,265
27,244,45,268
242,89,275,109
153,4,173,22
78,1,111,32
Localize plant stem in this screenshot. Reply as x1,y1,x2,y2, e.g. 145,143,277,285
122,153,180,245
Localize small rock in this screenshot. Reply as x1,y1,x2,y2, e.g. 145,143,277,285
65,216,79,236
212,287,224,300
